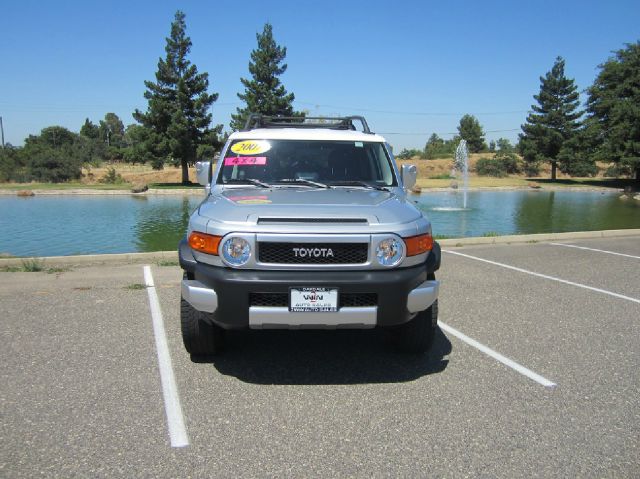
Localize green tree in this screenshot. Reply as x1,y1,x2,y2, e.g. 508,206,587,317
22,126,83,182
80,118,100,140
0,144,23,182
122,124,153,164
457,115,487,153
230,23,300,131
79,118,107,165
74,135,103,167
134,10,222,183
423,134,444,159
496,138,514,152
585,42,640,182
99,112,125,148
519,56,584,180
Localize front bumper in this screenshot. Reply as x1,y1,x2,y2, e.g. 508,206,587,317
179,239,440,330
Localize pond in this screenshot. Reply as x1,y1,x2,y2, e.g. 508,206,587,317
416,189,640,238
0,190,638,257
0,195,202,257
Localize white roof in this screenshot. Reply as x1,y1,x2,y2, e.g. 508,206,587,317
228,128,387,143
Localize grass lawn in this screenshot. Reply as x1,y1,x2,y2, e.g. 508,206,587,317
0,182,132,191
147,182,203,189
416,176,636,190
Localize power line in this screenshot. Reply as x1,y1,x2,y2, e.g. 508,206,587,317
0,99,526,117
380,128,521,136
295,101,529,117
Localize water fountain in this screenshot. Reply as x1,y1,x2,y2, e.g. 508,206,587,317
454,139,469,209
430,139,470,212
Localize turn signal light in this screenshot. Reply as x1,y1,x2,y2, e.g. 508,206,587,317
405,234,433,256
188,232,221,255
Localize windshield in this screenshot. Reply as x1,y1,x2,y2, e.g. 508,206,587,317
218,139,397,187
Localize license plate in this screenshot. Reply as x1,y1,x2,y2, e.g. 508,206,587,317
289,287,338,312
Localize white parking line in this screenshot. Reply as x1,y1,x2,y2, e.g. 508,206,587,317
550,242,640,260
443,250,640,304
143,265,189,448
439,321,557,389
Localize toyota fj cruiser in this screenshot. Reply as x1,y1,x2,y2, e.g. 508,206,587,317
179,115,440,356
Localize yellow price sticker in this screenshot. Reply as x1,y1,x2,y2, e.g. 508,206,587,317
230,140,271,155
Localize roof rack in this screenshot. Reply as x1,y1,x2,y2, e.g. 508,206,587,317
242,114,372,134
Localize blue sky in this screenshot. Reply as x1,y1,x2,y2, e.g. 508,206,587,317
1,0,638,151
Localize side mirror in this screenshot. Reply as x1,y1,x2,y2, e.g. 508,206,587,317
195,161,210,186
401,164,417,191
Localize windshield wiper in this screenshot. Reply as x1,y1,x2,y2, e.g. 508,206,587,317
329,180,389,191
225,178,271,188
275,178,331,189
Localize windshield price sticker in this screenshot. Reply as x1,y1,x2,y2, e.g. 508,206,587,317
224,156,267,166
230,140,271,155
290,287,338,312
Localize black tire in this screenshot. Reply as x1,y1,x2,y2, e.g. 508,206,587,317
392,299,438,354
180,296,224,357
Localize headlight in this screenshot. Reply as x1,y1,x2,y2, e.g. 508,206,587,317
375,238,404,267
221,237,251,266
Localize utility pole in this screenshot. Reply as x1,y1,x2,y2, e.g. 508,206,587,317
0,116,5,148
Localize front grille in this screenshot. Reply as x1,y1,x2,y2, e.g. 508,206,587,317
250,292,288,307
249,292,377,308
340,293,377,307
258,242,368,264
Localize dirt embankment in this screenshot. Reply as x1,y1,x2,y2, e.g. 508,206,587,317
82,164,198,185
85,155,522,186
395,153,587,180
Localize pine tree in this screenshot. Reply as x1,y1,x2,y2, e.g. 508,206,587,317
230,23,299,131
585,42,640,182
134,11,221,183
519,57,583,180
80,119,100,140
457,115,486,153
78,118,106,165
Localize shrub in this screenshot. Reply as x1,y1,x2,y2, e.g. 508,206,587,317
21,258,44,272
396,148,424,160
494,151,521,174
475,158,507,177
28,147,83,182
604,164,621,177
523,160,541,177
99,167,125,184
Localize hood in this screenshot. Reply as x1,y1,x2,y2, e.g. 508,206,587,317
198,187,422,226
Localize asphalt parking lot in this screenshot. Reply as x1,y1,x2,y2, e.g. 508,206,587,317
1,235,638,477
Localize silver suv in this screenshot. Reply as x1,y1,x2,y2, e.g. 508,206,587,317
179,115,440,356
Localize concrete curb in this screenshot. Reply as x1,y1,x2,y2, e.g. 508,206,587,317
1,229,639,268
0,251,178,268
438,228,640,247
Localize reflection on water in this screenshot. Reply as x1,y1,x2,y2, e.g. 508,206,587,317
416,190,640,238
134,196,195,252
0,190,638,257
0,195,203,257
